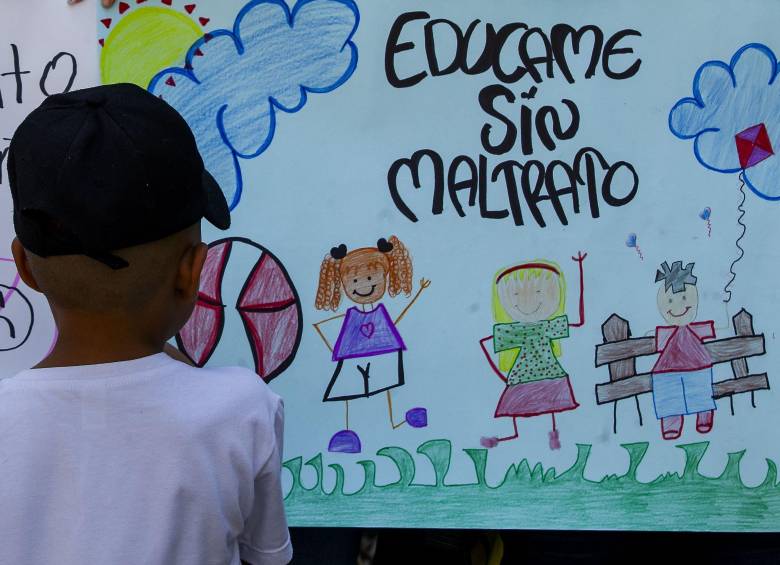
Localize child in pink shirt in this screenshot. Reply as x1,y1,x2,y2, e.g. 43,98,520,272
651,261,716,440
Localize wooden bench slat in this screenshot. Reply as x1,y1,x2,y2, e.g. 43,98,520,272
595,337,655,366
713,373,769,398
709,336,765,364
596,373,653,404
595,373,652,403
595,335,765,366
595,372,769,404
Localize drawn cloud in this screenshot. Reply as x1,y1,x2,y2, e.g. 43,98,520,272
149,0,359,210
669,43,780,200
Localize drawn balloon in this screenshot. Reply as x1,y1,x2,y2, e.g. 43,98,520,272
699,206,712,237
176,237,302,383
625,232,643,261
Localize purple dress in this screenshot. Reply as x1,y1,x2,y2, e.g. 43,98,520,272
332,304,406,361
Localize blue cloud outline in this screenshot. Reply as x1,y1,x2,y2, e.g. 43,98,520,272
148,0,360,210
668,43,780,201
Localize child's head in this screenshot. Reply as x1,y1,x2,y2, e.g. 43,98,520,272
655,261,698,326
493,261,565,324
492,260,566,371
8,84,230,342
315,236,412,311
13,224,206,340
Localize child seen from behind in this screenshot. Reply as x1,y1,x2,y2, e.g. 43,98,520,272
0,83,292,565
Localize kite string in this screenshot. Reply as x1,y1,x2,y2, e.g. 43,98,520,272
723,173,747,304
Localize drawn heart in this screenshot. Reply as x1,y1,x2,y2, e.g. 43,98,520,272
360,322,375,338
625,233,637,248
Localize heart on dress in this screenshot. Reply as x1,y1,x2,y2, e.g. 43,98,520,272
360,322,375,338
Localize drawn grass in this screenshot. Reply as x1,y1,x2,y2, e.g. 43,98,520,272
284,440,780,530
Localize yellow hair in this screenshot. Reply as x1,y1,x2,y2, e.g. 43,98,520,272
491,260,566,372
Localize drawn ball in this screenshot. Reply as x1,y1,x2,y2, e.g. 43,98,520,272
176,238,302,382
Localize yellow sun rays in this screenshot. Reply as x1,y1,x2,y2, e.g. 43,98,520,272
101,5,204,88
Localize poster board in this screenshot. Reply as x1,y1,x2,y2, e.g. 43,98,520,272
4,0,780,531
1,0,95,377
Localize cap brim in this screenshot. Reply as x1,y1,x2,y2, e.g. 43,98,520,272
202,170,231,230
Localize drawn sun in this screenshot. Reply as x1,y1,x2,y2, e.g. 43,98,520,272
99,0,212,88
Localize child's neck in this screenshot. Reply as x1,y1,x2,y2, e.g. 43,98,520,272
36,309,165,369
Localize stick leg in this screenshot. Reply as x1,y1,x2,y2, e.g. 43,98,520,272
613,401,618,434
635,396,643,426
481,417,519,448
387,389,405,429
495,418,519,442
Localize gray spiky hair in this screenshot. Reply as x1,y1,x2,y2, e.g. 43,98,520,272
655,261,697,293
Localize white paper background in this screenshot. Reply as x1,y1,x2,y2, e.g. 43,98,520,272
1,0,779,525
217,0,780,491
1,0,97,377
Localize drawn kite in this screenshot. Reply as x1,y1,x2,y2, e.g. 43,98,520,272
669,43,780,302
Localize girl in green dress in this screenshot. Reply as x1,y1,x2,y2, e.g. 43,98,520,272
479,253,586,450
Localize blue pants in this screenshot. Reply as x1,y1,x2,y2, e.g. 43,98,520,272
652,368,716,419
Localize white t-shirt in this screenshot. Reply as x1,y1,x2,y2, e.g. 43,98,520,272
0,353,292,565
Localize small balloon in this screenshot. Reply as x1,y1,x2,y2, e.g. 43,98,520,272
699,207,711,220
625,233,637,248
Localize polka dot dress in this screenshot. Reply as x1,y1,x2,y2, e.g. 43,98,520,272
493,316,569,385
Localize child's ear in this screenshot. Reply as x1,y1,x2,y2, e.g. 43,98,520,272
10,238,41,293
175,242,208,300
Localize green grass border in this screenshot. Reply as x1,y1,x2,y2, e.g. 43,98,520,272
284,440,780,530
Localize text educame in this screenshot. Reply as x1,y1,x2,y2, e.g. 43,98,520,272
383,12,642,228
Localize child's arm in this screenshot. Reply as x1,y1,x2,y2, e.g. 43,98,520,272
394,278,431,325
479,336,508,383
312,314,346,352
694,320,717,341
568,251,587,328
238,398,293,565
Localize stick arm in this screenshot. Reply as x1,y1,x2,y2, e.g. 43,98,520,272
394,278,431,325
312,313,346,352
569,251,587,328
479,336,507,383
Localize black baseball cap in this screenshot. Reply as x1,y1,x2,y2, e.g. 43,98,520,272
8,83,230,269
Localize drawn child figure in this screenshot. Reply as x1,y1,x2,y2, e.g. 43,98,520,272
651,261,716,440
314,236,431,453
479,253,587,450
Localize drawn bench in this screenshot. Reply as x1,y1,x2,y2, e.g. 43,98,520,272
594,309,769,432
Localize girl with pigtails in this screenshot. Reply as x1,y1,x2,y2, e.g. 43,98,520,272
479,252,587,451
313,236,431,453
